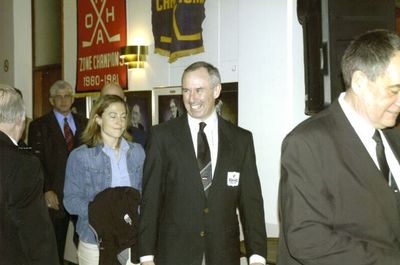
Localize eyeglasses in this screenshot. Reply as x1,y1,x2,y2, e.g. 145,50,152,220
53,94,73,100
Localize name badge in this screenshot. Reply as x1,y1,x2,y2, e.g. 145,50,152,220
227,172,240,187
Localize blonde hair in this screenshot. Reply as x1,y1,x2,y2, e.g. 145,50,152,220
81,95,132,147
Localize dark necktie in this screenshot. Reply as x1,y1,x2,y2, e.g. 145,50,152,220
64,117,74,152
197,122,212,195
372,130,390,182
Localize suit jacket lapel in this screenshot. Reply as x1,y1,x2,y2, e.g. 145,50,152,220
382,127,400,238
171,115,206,197
384,127,400,162
48,112,66,142
0,131,16,147
208,116,234,200
50,112,86,149
330,101,400,238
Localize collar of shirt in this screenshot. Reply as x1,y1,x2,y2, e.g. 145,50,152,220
187,111,219,176
339,92,400,187
102,137,129,157
102,138,131,187
338,92,376,156
53,110,77,135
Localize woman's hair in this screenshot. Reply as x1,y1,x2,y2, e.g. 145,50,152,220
81,94,132,147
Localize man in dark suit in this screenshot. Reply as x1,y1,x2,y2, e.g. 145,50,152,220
28,80,87,264
278,29,400,265
139,61,267,265
0,84,58,264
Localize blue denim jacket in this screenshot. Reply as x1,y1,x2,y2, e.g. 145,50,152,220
63,140,145,244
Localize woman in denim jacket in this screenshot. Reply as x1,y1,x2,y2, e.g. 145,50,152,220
64,95,145,265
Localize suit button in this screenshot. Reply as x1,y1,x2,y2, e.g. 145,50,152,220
200,231,206,237
203,208,209,214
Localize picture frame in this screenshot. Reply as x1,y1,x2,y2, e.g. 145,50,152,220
87,94,100,117
153,86,185,125
125,91,152,132
152,82,238,125
217,82,238,125
71,95,88,118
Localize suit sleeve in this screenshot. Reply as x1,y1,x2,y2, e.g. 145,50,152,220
28,121,51,192
8,155,59,264
238,133,267,259
138,128,164,257
280,133,400,265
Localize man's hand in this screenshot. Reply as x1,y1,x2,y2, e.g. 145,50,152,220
44,190,60,210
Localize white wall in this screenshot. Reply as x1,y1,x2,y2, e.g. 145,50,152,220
0,0,33,117
238,0,308,237
14,0,33,118
239,0,281,237
63,0,308,238
63,1,77,86
0,0,14,86
34,0,61,66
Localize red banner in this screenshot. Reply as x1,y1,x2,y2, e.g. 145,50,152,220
76,0,127,92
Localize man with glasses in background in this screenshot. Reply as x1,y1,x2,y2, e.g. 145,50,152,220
29,80,87,265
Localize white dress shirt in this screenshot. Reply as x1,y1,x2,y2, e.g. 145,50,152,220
187,111,219,177
53,110,77,136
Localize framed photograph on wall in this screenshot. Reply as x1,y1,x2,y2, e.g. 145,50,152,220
218,82,238,125
153,86,185,125
71,96,88,118
87,94,100,117
125,91,152,132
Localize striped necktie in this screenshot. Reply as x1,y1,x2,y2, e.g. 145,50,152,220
197,122,212,196
64,117,74,152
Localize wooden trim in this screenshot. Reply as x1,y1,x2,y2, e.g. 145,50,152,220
61,0,64,79
33,63,62,71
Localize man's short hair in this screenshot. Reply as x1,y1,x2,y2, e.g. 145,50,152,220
182,61,221,88
49,80,74,97
0,84,25,123
341,29,400,89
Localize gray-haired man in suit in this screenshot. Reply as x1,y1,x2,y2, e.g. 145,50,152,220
139,61,267,265
0,84,58,264
278,29,400,265
29,80,87,264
